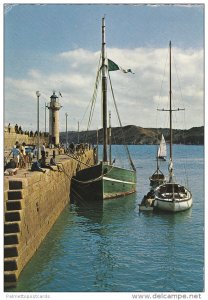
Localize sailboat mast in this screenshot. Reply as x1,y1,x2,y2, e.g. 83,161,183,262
169,40,173,161
96,128,99,164
109,110,112,165
102,17,108,163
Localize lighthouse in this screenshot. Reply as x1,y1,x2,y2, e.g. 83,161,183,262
48,91,62,146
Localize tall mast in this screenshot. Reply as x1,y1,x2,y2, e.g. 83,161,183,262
102,17,108,162
109,110,112,165
169,41,172,161
96,128,99,164
158,41,184,182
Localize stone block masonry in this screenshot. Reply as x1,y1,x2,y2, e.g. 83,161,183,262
4,129,48,150
4,150,94,287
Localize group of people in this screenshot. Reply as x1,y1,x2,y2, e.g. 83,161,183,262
14,124,23,134
4,140,61,175
11,141,28,168
7,123,49,137
31,148,60,173
7,123,25,135
4,141,29,175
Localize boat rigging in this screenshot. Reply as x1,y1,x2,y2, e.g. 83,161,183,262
71,17,136,202
154,41,192,212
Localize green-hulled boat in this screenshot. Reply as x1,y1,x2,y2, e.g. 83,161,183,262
72,17,136,202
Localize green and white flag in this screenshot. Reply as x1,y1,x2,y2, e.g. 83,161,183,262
108,59,135,74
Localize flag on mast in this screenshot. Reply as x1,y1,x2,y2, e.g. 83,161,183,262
108,59,135,74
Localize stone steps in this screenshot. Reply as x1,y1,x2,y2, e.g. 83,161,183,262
4,181,23,287
8,190,23,200
6,200,22,211
4,221,21,233
4,233,20,245
9,180,23,190
4,271,18,287
4,245,19,258
4,257,18,271
5,210,22,222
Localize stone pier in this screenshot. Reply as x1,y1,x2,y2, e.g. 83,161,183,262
4,149,94,287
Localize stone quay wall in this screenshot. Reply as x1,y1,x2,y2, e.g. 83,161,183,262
4,149,94,286
4,128,49,150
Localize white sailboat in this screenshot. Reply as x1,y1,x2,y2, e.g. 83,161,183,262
157,134,166,161
154,41,192,213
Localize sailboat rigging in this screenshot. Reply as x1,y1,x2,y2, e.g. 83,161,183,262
71,17,136,201
154,41,192,212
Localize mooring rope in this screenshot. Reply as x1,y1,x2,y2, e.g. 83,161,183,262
64,152,92,167
71,163,115,184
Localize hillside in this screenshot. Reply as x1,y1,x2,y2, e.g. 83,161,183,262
60,125,204,145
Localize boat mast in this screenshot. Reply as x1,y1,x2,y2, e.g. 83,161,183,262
109,110,112,165
156,146,159,171
158,41,184,183
169,41,173,162
168,41,174,182
96,128,99,164
102,17,108,163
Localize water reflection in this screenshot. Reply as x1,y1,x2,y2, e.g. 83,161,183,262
71,192,137,224
138,206,194,292
71,193,137,291
138,201,192,219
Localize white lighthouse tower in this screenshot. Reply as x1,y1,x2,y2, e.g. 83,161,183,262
48,91,62,146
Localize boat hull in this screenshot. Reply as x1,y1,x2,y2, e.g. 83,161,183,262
154,197,192,212
149,171,166,188
154,183,192,212
71,162,136,201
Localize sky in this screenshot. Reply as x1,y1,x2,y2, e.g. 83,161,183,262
3,3,204,132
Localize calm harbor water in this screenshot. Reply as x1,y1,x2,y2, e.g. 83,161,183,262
8,145,204,292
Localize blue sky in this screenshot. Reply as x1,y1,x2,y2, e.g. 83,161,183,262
4,3,204,132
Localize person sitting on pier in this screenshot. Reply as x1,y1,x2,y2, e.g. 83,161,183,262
4,159,18,176
50,151,56,166
40,156,54,170
31,160,46,173
50,151,62,171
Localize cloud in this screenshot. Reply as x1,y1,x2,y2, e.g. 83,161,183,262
4,46,204,132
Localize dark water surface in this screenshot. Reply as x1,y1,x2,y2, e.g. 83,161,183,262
8,145,204,292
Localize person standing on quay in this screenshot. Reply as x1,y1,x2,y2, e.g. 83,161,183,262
13,145,20,167
8,123,11,133
15,124,18,133
20,142,26,168
41,142,46,159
